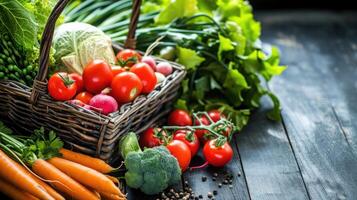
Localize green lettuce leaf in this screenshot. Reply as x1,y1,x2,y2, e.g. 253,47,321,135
155,0,198,25
0,0,37,49
177,46,205,71
218,34,234,61
223,62,248,106
225,21,246,55
217,0,243,19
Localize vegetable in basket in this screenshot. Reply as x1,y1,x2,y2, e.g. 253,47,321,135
119,132,182,195
64,0,287,131
53,22,116,75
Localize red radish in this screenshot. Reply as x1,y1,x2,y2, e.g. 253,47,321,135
156,62,173,76
155,72,165,83
141,56,156,71
89,94,118,115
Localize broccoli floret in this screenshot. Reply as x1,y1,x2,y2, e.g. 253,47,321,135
141,149,161,172
125,171,143,189
155,145,170,154
166,156,182,185
120,133,182,195
125,151,142,173
141,171,169,195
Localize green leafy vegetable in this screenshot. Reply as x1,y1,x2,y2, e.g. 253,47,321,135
0,0,37,50
0,0,60,86
0,122,63,165
177,46,205,71
64,0,287,131
155,0,198,25
53,22,116,74
119,132,182,195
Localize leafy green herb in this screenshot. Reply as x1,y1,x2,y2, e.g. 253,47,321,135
0,122,63,165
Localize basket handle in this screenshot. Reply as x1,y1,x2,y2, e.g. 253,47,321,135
30,0,142,105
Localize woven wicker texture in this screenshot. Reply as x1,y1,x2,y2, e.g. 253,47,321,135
0,0,186,162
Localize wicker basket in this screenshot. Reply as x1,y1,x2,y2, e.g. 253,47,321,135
0,0,186,162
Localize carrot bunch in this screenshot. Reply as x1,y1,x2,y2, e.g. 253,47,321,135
0,123,126,200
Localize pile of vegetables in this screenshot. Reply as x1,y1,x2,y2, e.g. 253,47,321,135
64,0,287,129
49,28,174,115
119,132,182,195
0,122,126,200
0,0,59,86
140,109,235,173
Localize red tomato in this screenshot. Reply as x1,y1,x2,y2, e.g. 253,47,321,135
48,72,77,101
111,72,143,103
194,116,210,141
112,66,126,76
168,109,192,126
208,109,226,122
75,91,93,104
69,73,84,93
203,139,233,167
166,140,191,172
130,63,157,94
173,130,200,156
83,60,113,94
116,49,142,67
139,128,163,148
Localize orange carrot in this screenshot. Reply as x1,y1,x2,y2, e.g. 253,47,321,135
106,175,120,184
32,159,99,200
100,192,125,200
48,157,121,195
59,148,115,173
11,160,65,200
0,150,54,200
0,178,39,200
91,190,101,199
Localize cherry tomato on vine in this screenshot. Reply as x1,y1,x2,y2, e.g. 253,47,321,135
168,109,192,126
75,91,93,104
83,60,113,94
166,140,191,172
112,66,126,76
116,49,142,67
173,130,200,157
194,116,210,139
48,72,77,101
139,128,164,148
203,139,233,167
208,109,226,122
130,62,157,94
111,72,143,103
69,73,83,93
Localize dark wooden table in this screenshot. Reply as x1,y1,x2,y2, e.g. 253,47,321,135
127,11,357,200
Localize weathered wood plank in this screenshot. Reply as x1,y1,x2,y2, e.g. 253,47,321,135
183,142,251,200
237,97,310,200
257,11,357,199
